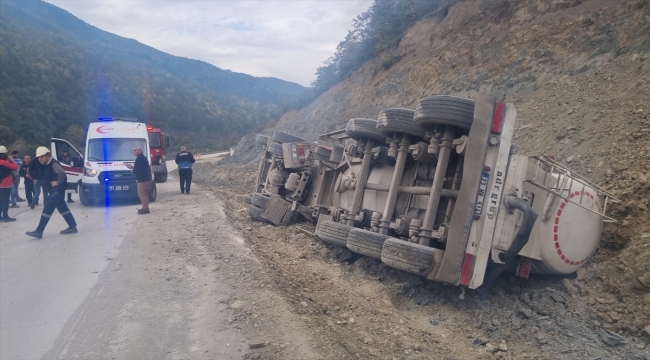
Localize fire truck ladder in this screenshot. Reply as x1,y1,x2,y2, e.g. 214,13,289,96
525,155,621,223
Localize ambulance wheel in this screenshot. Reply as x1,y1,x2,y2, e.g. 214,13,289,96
148,183,157,202
80,186,94,206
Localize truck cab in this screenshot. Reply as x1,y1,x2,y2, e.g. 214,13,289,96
147,126,170,183
80,118,157,206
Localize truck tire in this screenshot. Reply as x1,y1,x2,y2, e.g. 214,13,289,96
155,170,168,183
381,237,435,276
345,118,388,143
148,182,157,203
280,209,298,226
315,219,353,247
267,143,283,156
271,131,305,144
414,96,475,132
251,193,270,208
256,134,269,146
242,194,253,205
248,204,269,223
346,228,391,259
377,108,426,140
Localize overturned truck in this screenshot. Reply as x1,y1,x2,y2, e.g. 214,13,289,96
242,94,619,289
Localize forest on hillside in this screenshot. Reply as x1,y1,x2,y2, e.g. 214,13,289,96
0,0,308,152
311,0,448,95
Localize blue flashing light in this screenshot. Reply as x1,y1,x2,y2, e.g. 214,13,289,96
104,178,110,182
98,117,113,122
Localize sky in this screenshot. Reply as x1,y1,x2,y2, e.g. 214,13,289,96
46,0,373,87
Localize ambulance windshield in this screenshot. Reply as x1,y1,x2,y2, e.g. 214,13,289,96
88,138,147,162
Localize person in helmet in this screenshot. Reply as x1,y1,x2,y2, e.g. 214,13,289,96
0,145,19,221
25,146,78,239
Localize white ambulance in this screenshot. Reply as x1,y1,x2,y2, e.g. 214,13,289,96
80,118,157,206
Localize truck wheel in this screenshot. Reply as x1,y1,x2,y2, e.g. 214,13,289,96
242,194,253,205
345,118,388,143
271,131,305,144
346,228,390,259
248,204,269,223
251,193,270,208
381,237,435,276
154,171,168,183
377,108,426,140
280,209,299,226
148,183,157,202
79,186,93,206
414,96,475,132
256,134,269,146
267,143,283,156
315,219,353,247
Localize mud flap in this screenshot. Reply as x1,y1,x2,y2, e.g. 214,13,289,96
429,94,495,284
260,194,290,225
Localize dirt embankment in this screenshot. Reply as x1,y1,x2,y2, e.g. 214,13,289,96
193,159,650,360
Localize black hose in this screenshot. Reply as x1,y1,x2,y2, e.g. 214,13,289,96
482,196,538,286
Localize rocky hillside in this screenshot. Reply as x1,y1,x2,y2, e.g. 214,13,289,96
227,0,650,346
252,0,645,142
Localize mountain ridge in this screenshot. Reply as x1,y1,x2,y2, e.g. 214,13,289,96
0,0,307,150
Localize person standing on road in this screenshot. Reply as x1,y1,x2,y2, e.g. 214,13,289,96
25,147,78,239
175,146,195,195
18,155,35,208
28,153,46,209
9,150,25,207
0,146,19,222
130,146,152,214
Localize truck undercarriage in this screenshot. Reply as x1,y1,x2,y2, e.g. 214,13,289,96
243,94,619,288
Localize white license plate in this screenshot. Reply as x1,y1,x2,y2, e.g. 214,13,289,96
108,185,129,191
474,172,489,215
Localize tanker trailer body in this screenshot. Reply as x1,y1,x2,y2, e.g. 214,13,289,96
243,93,619,288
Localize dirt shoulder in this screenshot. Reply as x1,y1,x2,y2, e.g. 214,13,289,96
50,174,322,360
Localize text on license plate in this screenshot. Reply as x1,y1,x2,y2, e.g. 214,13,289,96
108,185,129,191
474,172,489,215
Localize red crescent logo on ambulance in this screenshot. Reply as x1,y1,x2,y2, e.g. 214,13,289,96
97,126,114,134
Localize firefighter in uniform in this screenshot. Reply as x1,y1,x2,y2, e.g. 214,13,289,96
25,147,78,239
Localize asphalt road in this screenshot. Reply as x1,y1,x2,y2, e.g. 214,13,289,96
0,184,140,359
0,153,249,360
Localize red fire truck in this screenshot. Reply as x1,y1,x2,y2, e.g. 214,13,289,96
147,126,170,183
